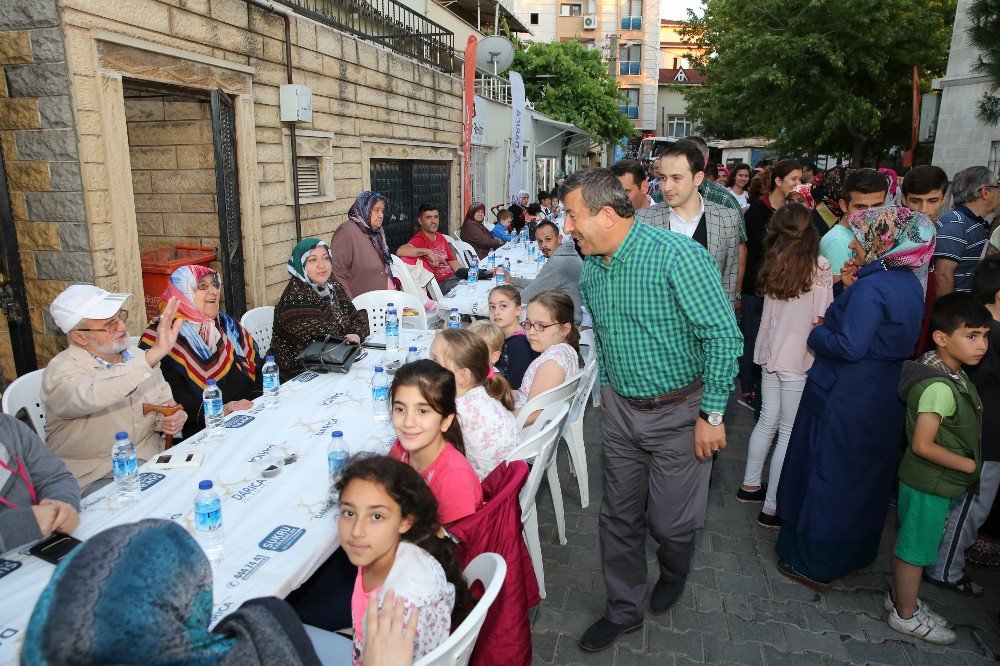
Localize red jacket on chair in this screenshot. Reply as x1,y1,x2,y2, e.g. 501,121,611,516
448,461,539,666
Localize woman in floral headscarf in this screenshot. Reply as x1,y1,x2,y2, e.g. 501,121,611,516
139,266,260,438
269,238,370,378
774,207,935,590
331,190,397,299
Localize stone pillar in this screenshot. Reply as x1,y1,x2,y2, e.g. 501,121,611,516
0,0,91,369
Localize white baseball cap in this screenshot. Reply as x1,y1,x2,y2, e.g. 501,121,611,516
50,284,132,334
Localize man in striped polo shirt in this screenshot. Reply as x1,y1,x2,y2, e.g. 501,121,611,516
934,166,1000,295
561,168,742,652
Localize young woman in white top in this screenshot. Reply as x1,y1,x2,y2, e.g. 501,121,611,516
430,328,519,480
726,163,752,211
515,291,581,424
737,203,833,529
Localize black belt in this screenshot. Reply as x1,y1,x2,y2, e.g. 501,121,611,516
620,378,703,411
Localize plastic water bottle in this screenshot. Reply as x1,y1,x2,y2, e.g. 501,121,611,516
448,308,461,328
467,256,479,286
505,257,512,276
372,367,390,422
405,346,420,364
203,379,224,438
327,431,350,504
528,242,536,258
385,303,399,351
194,480,224,563
487,249,495,270
111,432,140,506
538,252,546,268
262,356,279,409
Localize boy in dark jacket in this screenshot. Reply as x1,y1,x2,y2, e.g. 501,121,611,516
890,293,991,644
925,256,1000,593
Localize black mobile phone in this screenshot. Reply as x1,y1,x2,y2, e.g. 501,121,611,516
29,532,83,565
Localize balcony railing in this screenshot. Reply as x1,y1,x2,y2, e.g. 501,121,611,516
273,0,456,72
475,72,512,104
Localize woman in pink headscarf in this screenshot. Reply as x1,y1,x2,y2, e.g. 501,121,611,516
139,265,260,438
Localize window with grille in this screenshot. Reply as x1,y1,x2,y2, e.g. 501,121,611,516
620,0,641,30
296,157,322,198
619,44,641,75
667,116,692,137
619,88,639,119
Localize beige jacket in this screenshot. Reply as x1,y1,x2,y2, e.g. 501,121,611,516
41,345,173,490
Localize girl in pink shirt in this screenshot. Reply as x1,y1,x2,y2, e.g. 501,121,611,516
338,456,471,665
430,329,519,480
738,203,834,528
387,359,483,525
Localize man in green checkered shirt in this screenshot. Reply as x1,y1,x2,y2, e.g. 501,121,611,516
563,168,742,653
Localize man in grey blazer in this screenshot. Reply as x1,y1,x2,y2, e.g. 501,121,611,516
635,140,741,307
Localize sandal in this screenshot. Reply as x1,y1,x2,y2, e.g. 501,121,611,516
922,573,984,597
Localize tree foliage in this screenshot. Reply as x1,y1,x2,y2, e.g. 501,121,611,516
968,0,1000,125
510,39,638,145
680,0,955,163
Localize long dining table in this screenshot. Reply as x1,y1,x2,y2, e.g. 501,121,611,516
0,329,435,664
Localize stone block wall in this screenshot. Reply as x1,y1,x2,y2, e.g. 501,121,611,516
0,0,88,376
124,94,221,253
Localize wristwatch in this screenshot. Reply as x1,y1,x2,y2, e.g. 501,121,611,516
699,410,724,426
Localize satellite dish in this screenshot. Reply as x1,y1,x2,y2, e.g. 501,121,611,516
476,36,515,76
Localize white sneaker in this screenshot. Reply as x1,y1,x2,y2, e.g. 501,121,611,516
888,607,956,644
882,592,949,627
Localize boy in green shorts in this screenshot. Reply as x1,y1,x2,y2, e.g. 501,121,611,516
890,292,990,643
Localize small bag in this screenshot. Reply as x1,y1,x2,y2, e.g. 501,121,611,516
296,335,362,374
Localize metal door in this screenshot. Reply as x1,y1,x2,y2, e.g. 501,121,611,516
210,89,247,319
0,140,37,377
369,160,451,253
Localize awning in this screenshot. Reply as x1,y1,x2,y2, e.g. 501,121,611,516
530,112,591,158
437,0,531,34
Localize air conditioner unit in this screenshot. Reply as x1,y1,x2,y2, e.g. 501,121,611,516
583,14,598,30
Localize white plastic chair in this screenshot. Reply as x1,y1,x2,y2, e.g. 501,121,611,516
580,328,600,407
505,403,570,599
353,290,428,335
391,255,442,328
240,306,275,354
413,553,507,666
562,359,598,508
2,369,47,442
453,230,464,242
446,236,478,268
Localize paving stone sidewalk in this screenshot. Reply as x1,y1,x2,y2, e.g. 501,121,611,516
530,395,1000,665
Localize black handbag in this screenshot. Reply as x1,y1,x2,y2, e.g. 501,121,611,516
296,335,362,374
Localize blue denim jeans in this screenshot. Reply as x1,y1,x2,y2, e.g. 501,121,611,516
739,295,764,396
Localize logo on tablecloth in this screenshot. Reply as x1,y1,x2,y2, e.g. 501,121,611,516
228,553,271,588
259,525,306,552
246,444,278,464
211,601,236,624
225,415,255,428
231,479,268,502
315,417,341,438
319,392,344,406
0,559,21,579
294,371,319,383
139,472,165,491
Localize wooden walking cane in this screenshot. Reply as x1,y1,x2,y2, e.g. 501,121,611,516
143,403,183,449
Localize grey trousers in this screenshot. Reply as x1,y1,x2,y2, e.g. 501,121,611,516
599,384,712,624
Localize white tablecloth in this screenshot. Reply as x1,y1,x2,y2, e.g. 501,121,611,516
0,330,435,663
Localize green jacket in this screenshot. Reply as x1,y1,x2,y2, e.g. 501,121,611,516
898,360,982,499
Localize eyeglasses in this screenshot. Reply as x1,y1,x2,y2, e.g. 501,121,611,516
522,320,560,332
75,310,129,334
196,275,221,290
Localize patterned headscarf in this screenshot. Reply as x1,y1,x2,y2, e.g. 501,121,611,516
846,206,936,270
511,190,530,207
878,167,901,206
287,238,334,300
793,183,815,209
22,520,235,664
811,166,851,218
348,191,392,277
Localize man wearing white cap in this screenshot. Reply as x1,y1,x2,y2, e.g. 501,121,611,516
41,285,187,494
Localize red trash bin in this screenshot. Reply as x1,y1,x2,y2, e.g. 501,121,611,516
140,245,218,322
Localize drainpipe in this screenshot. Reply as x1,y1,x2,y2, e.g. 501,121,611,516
238,0,303,241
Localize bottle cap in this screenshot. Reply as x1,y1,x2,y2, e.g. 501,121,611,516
206,379,217,386
451,308,458,312
388,302,394,307
199,480,213,490
375,366,384,372
331,430,343,438
266,355,275,362
115,431,128,440
409,346,417,351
